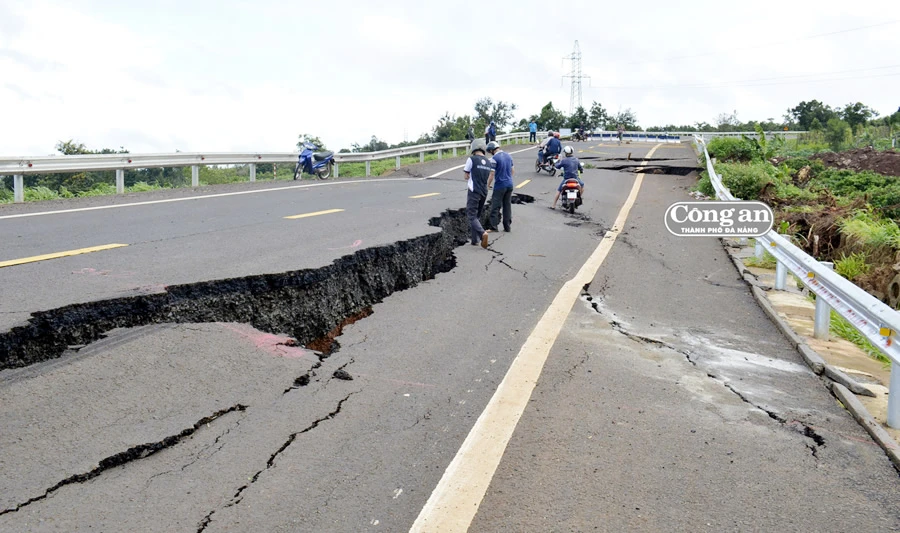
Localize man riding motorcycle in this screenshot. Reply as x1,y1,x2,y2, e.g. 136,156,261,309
550,146,585,210
538,132,562,165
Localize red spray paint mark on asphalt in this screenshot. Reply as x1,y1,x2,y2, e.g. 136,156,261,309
328,239,363,251
221,323,316,360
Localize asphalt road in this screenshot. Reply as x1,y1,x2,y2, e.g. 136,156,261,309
1,140,899,532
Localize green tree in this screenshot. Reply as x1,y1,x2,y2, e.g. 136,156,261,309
786,100,837,130
431,113,473,142
840,102,877,133
824,118,851,151
474,97,518,130
297,133,326,150
566,106,589,129
535,102,567,131
351,135,389,153
587,101,608,130
610,109,639,130
715,110,740,131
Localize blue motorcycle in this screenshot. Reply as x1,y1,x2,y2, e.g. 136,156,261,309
293,142,335,180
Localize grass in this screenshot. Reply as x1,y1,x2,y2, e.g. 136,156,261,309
744,250,777,269
834,252,870,281
830,310,891,365
838,210,900,249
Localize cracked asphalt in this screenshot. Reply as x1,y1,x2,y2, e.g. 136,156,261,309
3,141,900,531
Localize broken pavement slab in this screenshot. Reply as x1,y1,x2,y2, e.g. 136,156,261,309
724,239,900,447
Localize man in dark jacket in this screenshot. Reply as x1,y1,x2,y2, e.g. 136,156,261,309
463,140,494,248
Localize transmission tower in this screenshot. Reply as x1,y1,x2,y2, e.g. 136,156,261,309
562,41,590,114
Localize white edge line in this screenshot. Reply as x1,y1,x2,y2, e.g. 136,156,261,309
0,177,425,220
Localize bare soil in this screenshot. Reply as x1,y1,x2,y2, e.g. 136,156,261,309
809,147,900,176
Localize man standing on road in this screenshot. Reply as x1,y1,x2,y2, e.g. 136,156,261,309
464,140,494,248
529,120,537,143
486,141,514,232
466,125,475,142
488,120,497,143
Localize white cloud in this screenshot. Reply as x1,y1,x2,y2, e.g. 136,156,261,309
1,0,899,157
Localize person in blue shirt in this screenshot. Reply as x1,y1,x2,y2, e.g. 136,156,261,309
538,132,561,164
529,120,538,143
486,141,515,232
488,121,497,142
550,146,585,210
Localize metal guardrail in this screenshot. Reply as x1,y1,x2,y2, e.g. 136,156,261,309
694,135,900,427
0,132,535,202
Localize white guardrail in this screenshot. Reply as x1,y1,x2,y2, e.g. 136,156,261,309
694,135,900,428
0,132,537,203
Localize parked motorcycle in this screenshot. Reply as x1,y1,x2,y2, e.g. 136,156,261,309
535,152,560,176
294,143,335,180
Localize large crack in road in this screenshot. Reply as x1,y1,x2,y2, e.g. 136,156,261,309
1,208,472,371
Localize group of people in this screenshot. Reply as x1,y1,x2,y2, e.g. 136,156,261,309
463,139,515,248
463,133,587,247
466,122,499,145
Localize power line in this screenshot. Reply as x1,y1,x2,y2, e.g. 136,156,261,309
613,20,899,67
562,41,590,113
590,65,900,90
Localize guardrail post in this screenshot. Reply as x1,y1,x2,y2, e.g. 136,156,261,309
116,169,125,194
365,161,371,177
775,260,787,290
192,165,199,187
395,156,401,170
890,367,900,428
249,163,256,182
438,149,442,160
419,152,424,163
453,147,457,157
334,163,339,178
814,262,834,340
14,174,24,203
755,240,764,259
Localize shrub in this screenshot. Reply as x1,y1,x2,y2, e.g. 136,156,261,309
707,137,753,163
838,210,900,249
128,181,164,193
25,186,60,202
717,162,773,200
696,171,715,196
78,184,117,197
834,252,870,281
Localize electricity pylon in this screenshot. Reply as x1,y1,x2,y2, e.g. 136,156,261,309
562,41,590,114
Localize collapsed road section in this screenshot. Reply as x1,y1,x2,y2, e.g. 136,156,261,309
0,208,471,371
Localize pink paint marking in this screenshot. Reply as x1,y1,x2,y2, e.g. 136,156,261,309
221,322,316,359
327,239,363,251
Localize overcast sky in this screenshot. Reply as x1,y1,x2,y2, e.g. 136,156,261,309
1,0,898,156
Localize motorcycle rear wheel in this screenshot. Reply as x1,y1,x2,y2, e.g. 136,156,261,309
316,162,332,180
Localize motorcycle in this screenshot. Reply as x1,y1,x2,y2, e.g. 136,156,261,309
572,130,588,142
535,151,560,176
560,178,583,214
294,142,335,180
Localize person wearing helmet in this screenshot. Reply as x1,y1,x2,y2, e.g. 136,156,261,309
538,131,562,165
486,141,514,232
550,145,585,210
463,139,494,248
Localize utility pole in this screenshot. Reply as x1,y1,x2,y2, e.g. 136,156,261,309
562,40,590,115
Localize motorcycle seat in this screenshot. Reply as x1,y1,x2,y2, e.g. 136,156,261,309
313,151,333,162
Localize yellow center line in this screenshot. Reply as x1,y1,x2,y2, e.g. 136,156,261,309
515,180,531,189
410,144,664,533
0,243,129,269
409,193,441,199
284,208,345,219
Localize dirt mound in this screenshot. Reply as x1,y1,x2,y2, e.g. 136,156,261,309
809,147,900,176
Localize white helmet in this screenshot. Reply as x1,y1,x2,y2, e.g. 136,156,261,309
563,146,574,157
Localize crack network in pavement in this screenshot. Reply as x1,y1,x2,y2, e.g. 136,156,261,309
196,393,357,533
0,404,247,517
581,286,826,460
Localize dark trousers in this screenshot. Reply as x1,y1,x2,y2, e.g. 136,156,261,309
529,131,536,142
467,190,487,243
489,186,513,231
